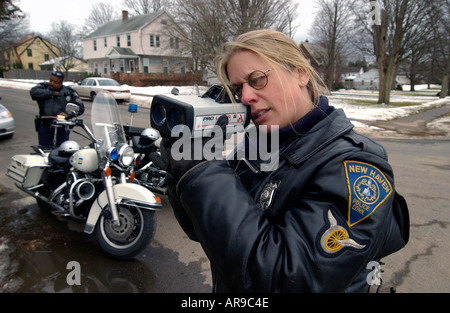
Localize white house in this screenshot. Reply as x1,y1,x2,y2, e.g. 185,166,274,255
352,68,380,90
341,67,408,90
82,10,191,76
341,67,364,89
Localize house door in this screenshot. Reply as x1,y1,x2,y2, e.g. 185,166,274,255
129,60,135,73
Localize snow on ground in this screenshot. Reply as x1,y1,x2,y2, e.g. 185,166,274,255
1,78,449,134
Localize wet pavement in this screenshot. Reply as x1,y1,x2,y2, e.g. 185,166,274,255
353,103,450,139
0,185,211,293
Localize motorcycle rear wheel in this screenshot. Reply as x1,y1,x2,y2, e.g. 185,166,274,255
94,204,156,260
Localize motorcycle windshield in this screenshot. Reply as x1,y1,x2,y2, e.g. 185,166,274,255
91,91,126,159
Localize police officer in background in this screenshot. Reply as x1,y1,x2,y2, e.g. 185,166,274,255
30,71,85,149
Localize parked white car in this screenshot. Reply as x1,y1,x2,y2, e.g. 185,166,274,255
73,78,131,102
0,98,15,139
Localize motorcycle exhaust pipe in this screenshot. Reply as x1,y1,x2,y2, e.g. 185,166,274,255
16,183,67,213
76,181,95,200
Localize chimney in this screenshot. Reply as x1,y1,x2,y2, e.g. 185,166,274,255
122,10,128,21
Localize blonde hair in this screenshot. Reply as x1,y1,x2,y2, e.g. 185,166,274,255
215,29,327,106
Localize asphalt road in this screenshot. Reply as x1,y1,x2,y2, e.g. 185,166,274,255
0,86,449,293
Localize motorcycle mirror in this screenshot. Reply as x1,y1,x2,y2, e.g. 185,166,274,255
66,103,80,115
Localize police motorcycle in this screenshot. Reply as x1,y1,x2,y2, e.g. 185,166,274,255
6,91,162,260
123,104,167,195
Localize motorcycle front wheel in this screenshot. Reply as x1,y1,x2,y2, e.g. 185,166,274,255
94,204,156,260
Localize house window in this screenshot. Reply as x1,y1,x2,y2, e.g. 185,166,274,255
150,35,160,47
44,54,49,61
127,34,131,47
119,59,124,72
143,58,149,73
104,38,107,47
117,36,121,47
93,40,97,51
27,49,32,57
150,58,162,64
28,63,33,70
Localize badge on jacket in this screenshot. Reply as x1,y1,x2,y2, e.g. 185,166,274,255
257,181,279,211
344,161,392,227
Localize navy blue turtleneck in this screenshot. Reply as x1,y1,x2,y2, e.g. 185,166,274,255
243,96,335,156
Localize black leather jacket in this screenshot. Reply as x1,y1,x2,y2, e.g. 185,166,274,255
170,103,409,293
30,82,84,118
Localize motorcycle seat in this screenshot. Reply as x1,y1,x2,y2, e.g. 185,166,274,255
49,149,72,165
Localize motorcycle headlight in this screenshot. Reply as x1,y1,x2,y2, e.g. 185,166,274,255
118,144,134,167
106,147,118,161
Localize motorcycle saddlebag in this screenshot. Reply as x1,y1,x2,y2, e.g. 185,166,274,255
6,154,50,188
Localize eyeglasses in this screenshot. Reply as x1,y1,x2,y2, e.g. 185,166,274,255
231,68,273,99
51,71,64,78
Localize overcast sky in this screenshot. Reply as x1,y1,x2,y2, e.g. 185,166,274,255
18,0,318,43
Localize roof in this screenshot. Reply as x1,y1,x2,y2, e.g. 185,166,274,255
85,11,166,39
353,68,379,81
40,56,86,66
13,36,34,47
106,47,139,59
300,41,328,67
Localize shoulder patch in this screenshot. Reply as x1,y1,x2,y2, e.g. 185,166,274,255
344,161,392,227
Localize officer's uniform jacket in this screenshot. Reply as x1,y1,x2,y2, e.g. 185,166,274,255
171,100,410,293
30,82,85,119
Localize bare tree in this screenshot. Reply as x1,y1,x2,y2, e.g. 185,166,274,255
310,0,354,90
0,0,27,44
279,1,300,39
226,0,296,35
350,0,432,104
170,0,229,74
0,0,28,67
47,21,83,74
170,0,299,75
430,0,450,98
121,0,169,15
84,2,119,34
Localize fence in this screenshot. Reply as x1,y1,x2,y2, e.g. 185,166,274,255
3,69,84,82
3,69,204,87
111,72,204,87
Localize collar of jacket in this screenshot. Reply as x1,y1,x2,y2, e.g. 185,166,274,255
278,96,335,148
282,108,354,166
233,108,354,173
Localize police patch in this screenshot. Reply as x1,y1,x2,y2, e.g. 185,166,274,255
320,210,366,254
344,161,392,227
